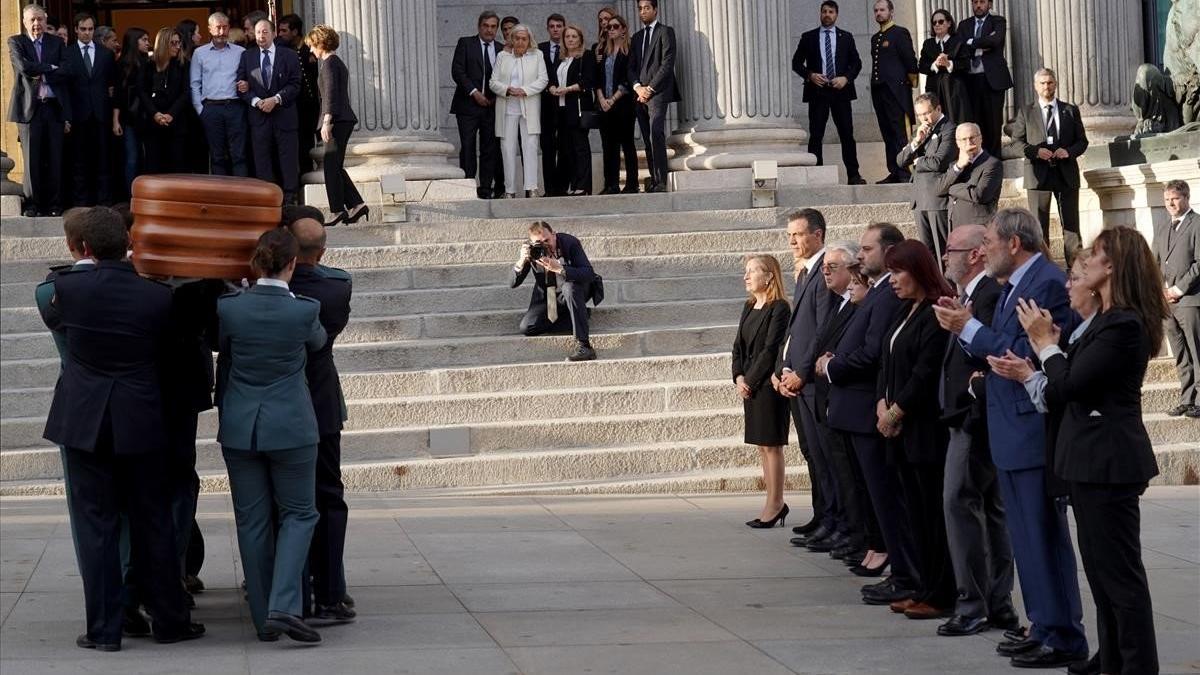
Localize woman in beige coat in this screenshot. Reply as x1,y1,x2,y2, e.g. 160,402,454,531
490,24,549,198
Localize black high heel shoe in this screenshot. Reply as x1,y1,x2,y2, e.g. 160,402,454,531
747,504,789,529
850,555,888,577
345,204,370,224
323,210,348,227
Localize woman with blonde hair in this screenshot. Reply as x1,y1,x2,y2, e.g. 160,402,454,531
733,254,792,528
593,6,616,52
140,28,190,173
548,24,595,195
595,14,637,193
490,24,548,198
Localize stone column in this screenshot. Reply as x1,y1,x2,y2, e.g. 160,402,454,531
303,0,462,189
665,0,817,173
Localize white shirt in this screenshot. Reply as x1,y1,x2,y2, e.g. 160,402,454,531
250,46,281,108
557,57,573,107
507,55,526,116
961,270,985,300
256,277,290,290
803,248,826,275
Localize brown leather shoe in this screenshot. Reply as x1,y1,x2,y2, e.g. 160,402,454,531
890,598,917,613
904,602,952,620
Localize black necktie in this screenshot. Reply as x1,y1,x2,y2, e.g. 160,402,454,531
643,26,652,56
998,281,1014,318
483,42,492,88
1045,104,1058,143
83,44,92,76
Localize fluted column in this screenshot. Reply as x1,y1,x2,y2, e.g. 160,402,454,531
666,0,814,170
303,0,462,185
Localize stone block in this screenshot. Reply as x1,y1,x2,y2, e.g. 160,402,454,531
1,195,22,217
429,427,471,456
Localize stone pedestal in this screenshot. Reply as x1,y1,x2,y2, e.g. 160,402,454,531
665,0,818,177
302,0,462,198
1080,157,1200,246
0,151,21,216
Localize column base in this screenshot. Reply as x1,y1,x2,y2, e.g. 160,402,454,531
302,134,465,185
667,127,817,171
1080,112,1138,145
669,165,839,192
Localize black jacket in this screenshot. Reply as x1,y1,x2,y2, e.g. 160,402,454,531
162,279,224,416
732,299,791,392
7,32,73,123
450,35,502,115
877,300,949,464
1044,308,1160,485
1006,100,1089,190
549,50,597,126
238,44,302,130
826,278,903,435
139,59,191,119
628,22,680,102
869,23,917,117
918,35,972,121
940,274,1002,428
317,53,357,125
42,261,173,454
792,26,861,102
510,232,595,302
813,293,856,424
290,264,353,435
954,13,1013,91
64,39,114,123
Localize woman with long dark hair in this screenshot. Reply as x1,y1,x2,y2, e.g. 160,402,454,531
1016,227,1168,674
917,9,972,124
140,28,189,173
113,28,150,194
594,14,637,194
875,240,957,619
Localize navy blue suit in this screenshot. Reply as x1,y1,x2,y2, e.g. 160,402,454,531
64,40,114,204
825,277,919,588
238,44,301,201
963,253,1087,654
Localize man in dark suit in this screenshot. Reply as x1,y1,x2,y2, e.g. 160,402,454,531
937,122,1002,228
512,221,597,362
772,209,839,548
8,4,73,217
792,1,865,185
1007,68,1089,266
818,223,920,605
934,224,1017,637
41,207,203,651
933,208,1087,668
451,11,505,200
1157,180,1200,418
285,210,356,623
955,0,1012,157
539,14,566,196
63,12,112,206
868,0,918,184
629,0,680,193
278,14,320,176
897,93,956,258
236,20,301,204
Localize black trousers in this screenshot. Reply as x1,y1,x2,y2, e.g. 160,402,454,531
915,210,949,262
635,95,670,188
308,432,349,607
1166,304,1200,406
1027,181,1081,266
1070,482,1159,675
790,393,837,533
541,104,563,196
455,108,504,196
555,108,593,194
897,458,957,608
69,114,111,205
64,444,189,644
166,408,203,578
322,121,363,213
966,74,1005,157
298,102,320,175
144,120,187,175
599,102,637,191
850,432,918,587
520,281,591,343
251,120,300,201
825,426,874,548
806,91,860,179
19,100,65,212
871,84,911,180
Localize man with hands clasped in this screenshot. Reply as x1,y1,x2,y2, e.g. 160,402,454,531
512,221,598,362
236,20,302,204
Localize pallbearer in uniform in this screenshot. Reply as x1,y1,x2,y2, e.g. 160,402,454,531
869,0,917,184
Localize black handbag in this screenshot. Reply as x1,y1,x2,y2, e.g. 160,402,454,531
589,274,605,305
579,99,601,129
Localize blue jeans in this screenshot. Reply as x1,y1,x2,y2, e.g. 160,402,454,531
199,103,248,177
223,445,318,630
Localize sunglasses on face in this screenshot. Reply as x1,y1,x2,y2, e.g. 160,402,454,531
932,18,948,25
608,23,623,30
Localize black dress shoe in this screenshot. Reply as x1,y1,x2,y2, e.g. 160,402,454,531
1002,626,1030,642
154,622,206,644
257,630,281,642
48,208,62,217
876,174,900,184
620,185,639,194
599,186,618,195
988,610,1021,632
830,543,862,560
937,614,989,636
1067,653,1101,675
311,601,357,625
996,636,1042,657
264,610,321,643
1185,405,1200,418
807,534,848,552
1167,403,1193,417
847,175,867,185
862,586,915,605
566,341,597,362
647,183,667,193
793,525,833,546
342,593,355,608
76,634,120,652
123,606,151,637
1010,646,1088,669
22,206,39,217
791,519,821,535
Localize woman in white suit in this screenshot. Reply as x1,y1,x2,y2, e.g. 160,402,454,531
490,24,549,198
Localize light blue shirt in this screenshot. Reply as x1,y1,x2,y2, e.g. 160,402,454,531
960,252,1043,345
190,41,245,113
1022,311,1095,413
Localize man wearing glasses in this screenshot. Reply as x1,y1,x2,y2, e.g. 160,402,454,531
937,122,1002,229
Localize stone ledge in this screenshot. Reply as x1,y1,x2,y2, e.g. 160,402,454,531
668,165,840,192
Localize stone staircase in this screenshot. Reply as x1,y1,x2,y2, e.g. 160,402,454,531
2,185,1197,495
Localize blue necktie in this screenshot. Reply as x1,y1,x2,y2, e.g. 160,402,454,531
972,19,983,70
997,281,1014,321
823,29,835,79
262,50,272,86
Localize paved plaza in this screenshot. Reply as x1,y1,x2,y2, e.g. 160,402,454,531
1,487,1197,674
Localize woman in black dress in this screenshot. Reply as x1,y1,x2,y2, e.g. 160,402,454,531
918,9,972,124
733,254,791,528
306,25,368,226
875,240,956,618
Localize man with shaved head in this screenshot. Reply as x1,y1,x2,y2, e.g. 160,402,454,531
285,214,355,623
935,223,1015,637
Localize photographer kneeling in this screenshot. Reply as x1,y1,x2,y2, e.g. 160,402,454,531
512,221,598,361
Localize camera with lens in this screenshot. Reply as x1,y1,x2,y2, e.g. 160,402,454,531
528,242,548,261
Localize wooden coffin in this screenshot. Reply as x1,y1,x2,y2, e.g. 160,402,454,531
130,175,283,280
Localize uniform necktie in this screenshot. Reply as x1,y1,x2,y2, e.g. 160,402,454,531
35,39,51,98
83,43,92,76
262,49,272,86
1044,104,1058,143
823,29,835,79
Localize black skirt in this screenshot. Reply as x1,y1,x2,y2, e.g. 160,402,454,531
744,384,790,446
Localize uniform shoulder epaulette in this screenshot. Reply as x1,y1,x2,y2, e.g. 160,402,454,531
48,263,73,273
294,293,321,305
219,288,245,300
316,264,352,281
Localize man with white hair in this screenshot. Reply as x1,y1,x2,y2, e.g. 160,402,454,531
7,3,72,217
936,121,1003,229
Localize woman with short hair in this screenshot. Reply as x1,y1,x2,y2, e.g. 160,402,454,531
306,25,368,226
490,24,549,198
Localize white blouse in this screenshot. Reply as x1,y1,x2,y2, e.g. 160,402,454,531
507,57,525,116
557,57,574,107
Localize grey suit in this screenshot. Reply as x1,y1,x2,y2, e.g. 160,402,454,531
216,283,325,631
1155,210,1200,406
778,253,838,532
937,150,1003,228
897,116,957,257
